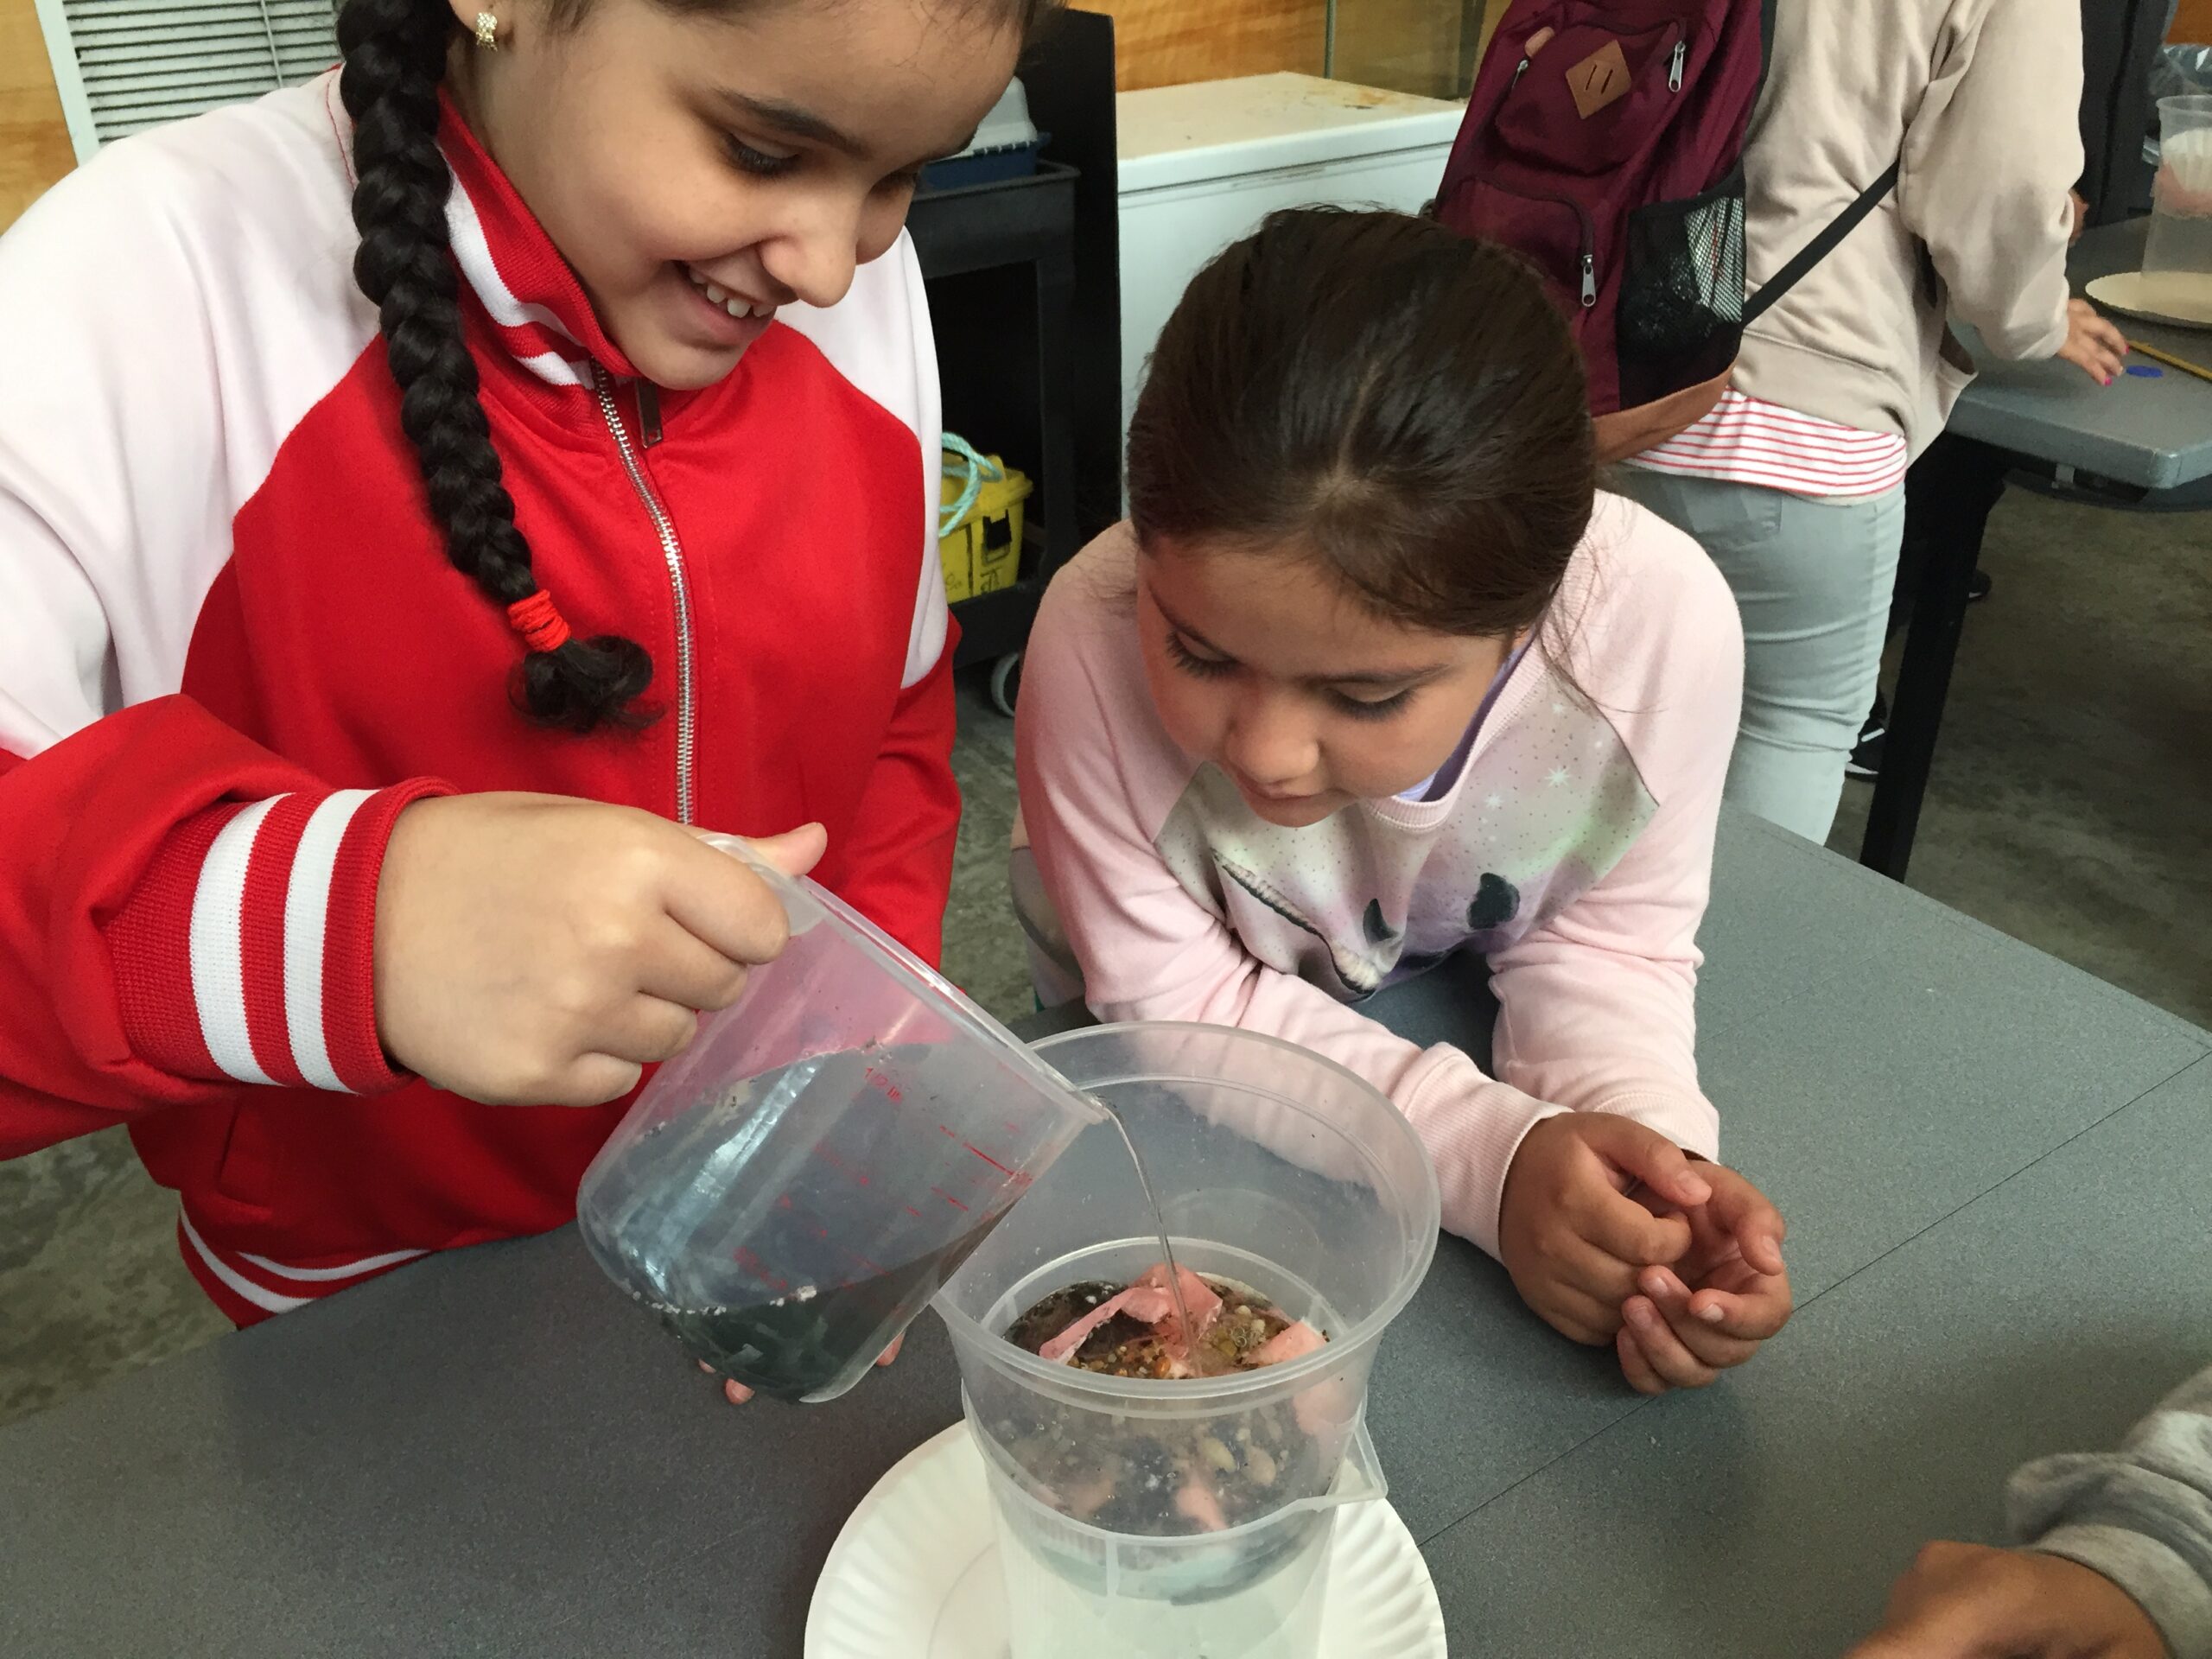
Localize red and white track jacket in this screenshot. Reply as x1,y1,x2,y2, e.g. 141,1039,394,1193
0,74,959,1322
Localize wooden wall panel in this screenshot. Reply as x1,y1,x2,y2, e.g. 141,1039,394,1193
1,0,75,231
2173,0,2212,43
1332,0,1469,99
1085,0,1327,92
1086,0,1506,100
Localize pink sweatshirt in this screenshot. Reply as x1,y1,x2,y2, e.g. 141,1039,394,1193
1014,496,1745,1257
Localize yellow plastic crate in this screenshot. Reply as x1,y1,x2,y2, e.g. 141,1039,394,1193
938,441,1033,604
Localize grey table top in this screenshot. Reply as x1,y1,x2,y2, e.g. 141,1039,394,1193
1948,217,2212,491
3,812,2208,1658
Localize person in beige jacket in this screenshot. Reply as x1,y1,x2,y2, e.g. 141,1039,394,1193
1613,0,2128,842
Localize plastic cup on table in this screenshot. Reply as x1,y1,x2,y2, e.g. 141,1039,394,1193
2146,95,2212,300
934,1023,1441,1659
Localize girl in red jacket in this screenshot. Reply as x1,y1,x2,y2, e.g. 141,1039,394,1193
0,0,1034,1325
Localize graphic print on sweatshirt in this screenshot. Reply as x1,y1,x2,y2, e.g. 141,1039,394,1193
1152,677,1657,999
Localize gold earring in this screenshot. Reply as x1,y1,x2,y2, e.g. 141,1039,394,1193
474,10,499,48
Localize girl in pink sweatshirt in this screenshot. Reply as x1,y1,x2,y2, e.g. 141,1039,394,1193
1014,208,1791,1394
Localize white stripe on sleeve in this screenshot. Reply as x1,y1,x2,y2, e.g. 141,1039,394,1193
283,788,373,1093
237,1245,429,1281
189,797,282,1087
180,1208,309,1314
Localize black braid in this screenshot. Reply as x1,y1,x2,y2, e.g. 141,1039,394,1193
337,0,653,733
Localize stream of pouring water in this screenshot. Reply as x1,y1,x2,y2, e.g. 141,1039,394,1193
1098,1104,1202,1363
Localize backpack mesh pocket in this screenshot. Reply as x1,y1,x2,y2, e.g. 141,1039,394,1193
1618,173,1747,408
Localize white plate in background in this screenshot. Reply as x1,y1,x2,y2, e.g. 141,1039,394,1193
2087,270,2212,331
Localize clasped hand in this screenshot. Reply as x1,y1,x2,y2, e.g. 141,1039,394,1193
1499,1111,1793,1393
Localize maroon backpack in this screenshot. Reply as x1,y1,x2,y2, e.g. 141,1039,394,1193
1435,0,1897,461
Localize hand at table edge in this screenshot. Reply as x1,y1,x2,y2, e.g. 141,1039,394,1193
2057,298,2129,388
1839,1540,2168,1659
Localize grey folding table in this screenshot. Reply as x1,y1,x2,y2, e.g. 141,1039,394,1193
3,815,2207,1656
1861,216,2212,879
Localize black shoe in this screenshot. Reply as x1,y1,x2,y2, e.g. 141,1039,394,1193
1847,696,1888,781
1967,568,1992,603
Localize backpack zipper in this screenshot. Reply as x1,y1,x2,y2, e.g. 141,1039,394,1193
1498,21,1686,119
1468,175,1599,308
1474,16,1685,308
590,365,696,826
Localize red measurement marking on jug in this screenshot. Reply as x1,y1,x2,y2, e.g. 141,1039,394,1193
731,1245,788,1293
862,1065,906,1103
931,1186,970,1211
964,1142,1015,1177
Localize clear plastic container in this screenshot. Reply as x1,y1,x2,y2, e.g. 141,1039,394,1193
575,839,1107,1404
2148,95,2212,277
986,1421,1389,1659
934,1024,1440,1659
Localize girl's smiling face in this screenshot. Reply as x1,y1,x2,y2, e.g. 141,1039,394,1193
1139,536,1522,829
447,0,1020,390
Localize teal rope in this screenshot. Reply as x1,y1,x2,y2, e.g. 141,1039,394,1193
938,434,1005,537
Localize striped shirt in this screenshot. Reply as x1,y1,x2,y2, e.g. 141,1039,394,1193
1628,388,1909,499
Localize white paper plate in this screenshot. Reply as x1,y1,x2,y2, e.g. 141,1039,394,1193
805,1423,1447,1659
2086,270,2212,331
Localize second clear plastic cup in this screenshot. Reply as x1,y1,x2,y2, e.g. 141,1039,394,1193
2149,95,2212,276
935,1024,1440,1658
576,841,1106,1404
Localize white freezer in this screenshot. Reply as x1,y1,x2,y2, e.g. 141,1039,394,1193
1115,73,1468,470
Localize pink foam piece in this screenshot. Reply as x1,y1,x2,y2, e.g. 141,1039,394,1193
1174,1475,1229,1533
1032,1264,1235,1371
1294,1376,1354,1438
1249,1319,1327,1368
1036,1283,1175,1363
1136,1262,1223,1372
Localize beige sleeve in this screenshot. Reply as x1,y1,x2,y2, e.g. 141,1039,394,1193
1898,0,2083,362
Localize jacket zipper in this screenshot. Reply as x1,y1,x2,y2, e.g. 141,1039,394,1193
590,365,696,825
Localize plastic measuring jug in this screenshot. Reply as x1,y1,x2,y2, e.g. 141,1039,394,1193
575,840,1107,1405
934,1024,1440,1658
2149,96,2212,280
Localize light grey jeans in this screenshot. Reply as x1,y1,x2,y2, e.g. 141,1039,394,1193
1611,468,1907,843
